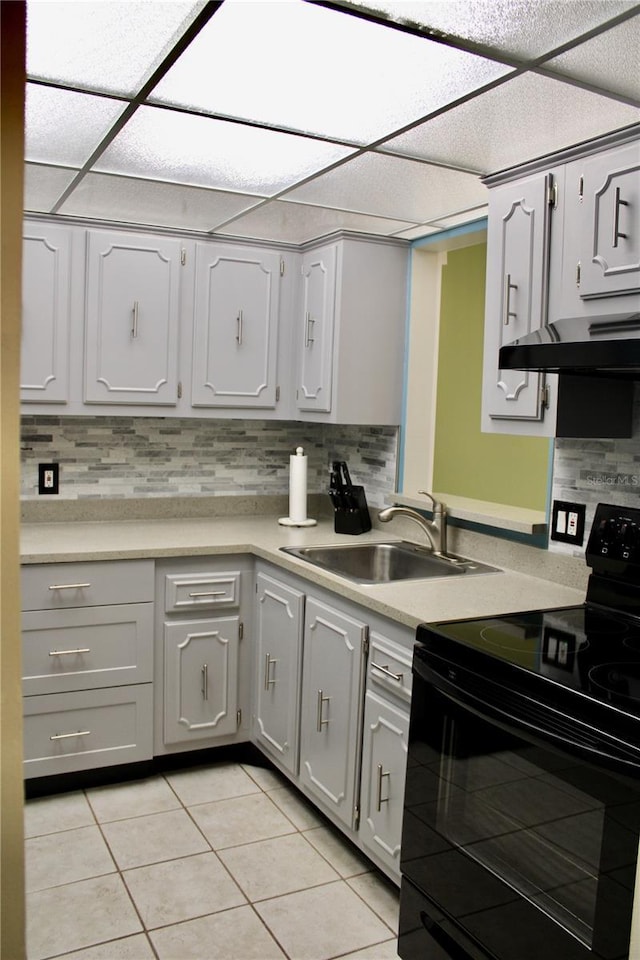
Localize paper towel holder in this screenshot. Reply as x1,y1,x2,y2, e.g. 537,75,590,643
279,446,317,527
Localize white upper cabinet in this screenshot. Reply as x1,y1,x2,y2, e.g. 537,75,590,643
482,171,555,426
564,140,640,304
192,243,280,409
296,245,337,413
21,223,72,404
84,230,182,406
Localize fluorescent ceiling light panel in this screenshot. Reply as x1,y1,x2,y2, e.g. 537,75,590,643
25,84,128,167
150,0,511,143
543,15,640,101
24,163,79,213
58,173,263,232
379,73,640,174
26,0,207,96
93,107,356,195
215,198,417,244
335,0,638,60
285,153,488,222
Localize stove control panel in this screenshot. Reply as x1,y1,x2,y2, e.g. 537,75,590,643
586,503,640,568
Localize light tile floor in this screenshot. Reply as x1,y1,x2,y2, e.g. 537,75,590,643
24,760,401,960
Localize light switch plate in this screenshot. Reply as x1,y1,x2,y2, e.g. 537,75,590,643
38,462,59,495
551,499,586,545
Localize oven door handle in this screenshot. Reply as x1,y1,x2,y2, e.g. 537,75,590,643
419,907,492,960
439,683,640,775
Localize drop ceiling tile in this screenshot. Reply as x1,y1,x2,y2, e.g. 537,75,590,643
390,224,445,240
24,163,79,213
379,73,640,175
26,0,206,96
57,173,263,232
429,207,489,229
285,153,488,222
214,199,417,244
542,14,640,101
149,0,511,144
25,84,128,167
335,0,637,60
93,106,356,196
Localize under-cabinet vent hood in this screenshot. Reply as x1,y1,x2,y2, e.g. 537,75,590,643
499,312,640,377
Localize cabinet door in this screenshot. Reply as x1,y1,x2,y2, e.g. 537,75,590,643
192,244,280,408
84,230,181,405
483,173,553,421
21,224,72,403
296,245,337,413
569,141,640,300
299,597,366,828
164,616,239,744
253,573,304,775
360,691,408,880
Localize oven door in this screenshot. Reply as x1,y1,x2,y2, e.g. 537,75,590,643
399,643,640,960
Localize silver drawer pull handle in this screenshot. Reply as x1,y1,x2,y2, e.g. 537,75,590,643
48,583,91,591
201,663,208,700
50,730,90,741
503,273,517,325
613,186,629,248
49,648,91,657
376,763,390,811
316,689,330,732
371,662,403,683
189,590,226,598
131,300,139,339
264,653,277,690
236,309,243,345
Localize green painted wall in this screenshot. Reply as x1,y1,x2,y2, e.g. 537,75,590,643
432,243,550,510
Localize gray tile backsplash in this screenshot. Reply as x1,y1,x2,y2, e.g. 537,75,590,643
21,417,398,510
551,388,640,557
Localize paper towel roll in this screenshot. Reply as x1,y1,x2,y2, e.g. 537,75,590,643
289,446,307,522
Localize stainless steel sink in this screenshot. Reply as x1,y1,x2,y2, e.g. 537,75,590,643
280,541,499,584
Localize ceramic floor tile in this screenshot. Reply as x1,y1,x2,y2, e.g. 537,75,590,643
255,880,392,960
339,940,401,959
241,762,288,791
101,808,210,870
165,762,261,806
26,874,142,960
86,776,180,823
149,904,287,960
218,832,339,901
24,791,95,838
26,825,116,893
49,934,155,960
266,785,326,830
123,851,246,928
348,873,400,933
189,791,296,850
303,825,373,878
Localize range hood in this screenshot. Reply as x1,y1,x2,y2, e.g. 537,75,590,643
499,312,640,376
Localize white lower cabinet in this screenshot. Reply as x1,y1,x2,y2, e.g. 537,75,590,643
299,597,368,830
253,572,304,775
21,559,155,778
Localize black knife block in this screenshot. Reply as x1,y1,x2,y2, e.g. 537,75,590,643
330,486,372,535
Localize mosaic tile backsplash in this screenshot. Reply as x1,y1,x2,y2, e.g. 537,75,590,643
21,417,398,510
551,389,640,557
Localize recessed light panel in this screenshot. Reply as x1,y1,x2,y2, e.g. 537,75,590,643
93,106,356,195
24,163,79,212
25,84,128,167
215,198,417,244
285,153,488,222
58,173,263,232
26,0,207,96
334,0,638,60
379,73,640,175
150,0,511,143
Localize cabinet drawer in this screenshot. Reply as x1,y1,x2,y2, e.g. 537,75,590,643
164,571,241,613
21,560,155,611
368,633,412,705
22,603,153,696
23,684,153,778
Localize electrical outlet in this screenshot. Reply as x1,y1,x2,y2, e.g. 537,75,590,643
38,463,59,495
551,499,586,545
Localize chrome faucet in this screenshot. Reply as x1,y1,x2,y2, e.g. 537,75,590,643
378,491,448,556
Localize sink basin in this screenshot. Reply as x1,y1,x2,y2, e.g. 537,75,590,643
280,541,499,584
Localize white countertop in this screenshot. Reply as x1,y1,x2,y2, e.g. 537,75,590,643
21,514,585,630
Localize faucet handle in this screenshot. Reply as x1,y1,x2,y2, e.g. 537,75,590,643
418,490,446,515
